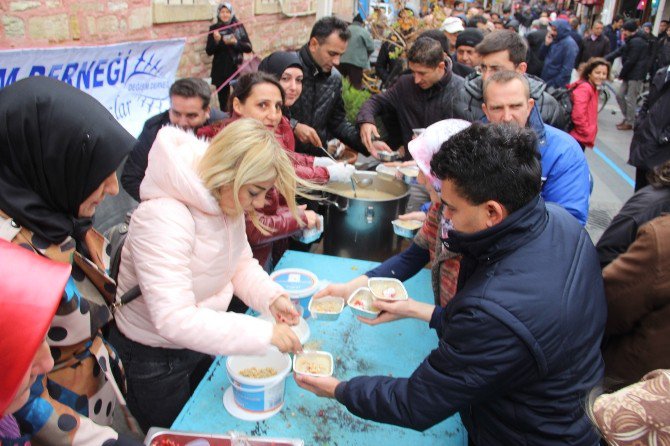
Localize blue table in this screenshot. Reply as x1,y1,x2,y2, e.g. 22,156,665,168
173,251,467,445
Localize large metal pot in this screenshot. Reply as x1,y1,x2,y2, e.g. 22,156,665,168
321,171,409,261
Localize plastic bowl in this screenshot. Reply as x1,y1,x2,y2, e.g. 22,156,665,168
270,268,319,311
378,150,400,162
392,219,423,238
398,165,419,184
292,215,324,244
293,351,334,377
375,163,398,179
308,296,345,321
368,277,409,301
347,287,381,319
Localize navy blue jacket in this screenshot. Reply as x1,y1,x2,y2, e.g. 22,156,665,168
541,20,580,88
335,197,606,445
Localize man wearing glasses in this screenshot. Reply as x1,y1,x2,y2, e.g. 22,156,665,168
454,30,567,130
121,78,226,202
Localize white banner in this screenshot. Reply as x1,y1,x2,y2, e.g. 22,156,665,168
0,38,185,137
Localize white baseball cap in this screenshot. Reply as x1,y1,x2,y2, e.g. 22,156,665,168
441,17,465,34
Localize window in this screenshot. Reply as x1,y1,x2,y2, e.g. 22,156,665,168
152,0,213,24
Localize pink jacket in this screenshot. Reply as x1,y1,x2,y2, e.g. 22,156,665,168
569,80,598,147
115,126,285,355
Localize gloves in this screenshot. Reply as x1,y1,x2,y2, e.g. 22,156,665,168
313,156,337,168
326,163,355,183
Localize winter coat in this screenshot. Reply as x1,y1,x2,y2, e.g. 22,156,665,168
206,18,252,86
569,79,599,147
375,40,403,88
541,19,580,88
335,197,606,446
604,24,622,53
0,211,134,445
628,66,670,169
121,109,227,202
453,72,569,130
654,34,670,72
607,31,656,81
340,22,374,69
602,215,670,387
356,68,464,150
115,126,285,355
578,34,610,65
289,45,367,156
596,184,670,267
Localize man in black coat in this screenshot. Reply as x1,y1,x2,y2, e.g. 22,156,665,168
357,37,464,155
604,15,624,53
577,21,610,65
628,66,670,189
295,123,606,446
289,17,378,157
607,20,656,130
121,78,226,202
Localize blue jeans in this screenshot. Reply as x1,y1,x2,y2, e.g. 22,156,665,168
108,324,212,432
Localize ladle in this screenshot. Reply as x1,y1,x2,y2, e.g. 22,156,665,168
352,174,373,187
350,177,358,198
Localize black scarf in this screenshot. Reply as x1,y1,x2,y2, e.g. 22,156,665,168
0,77,134,244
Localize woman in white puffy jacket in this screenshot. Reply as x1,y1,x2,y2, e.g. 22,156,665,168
109,119,304,432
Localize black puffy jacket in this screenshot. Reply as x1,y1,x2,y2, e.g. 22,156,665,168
336,197,606,446
289,45,367,156
628,66,670,169
453,72,569,130
607,31,656,81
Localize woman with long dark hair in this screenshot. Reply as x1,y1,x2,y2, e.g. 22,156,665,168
206,2,252,109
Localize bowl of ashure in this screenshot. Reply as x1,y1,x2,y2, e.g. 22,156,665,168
308,296,345,321
347,287,381,319
368,278,408,301
293,351,334,377
398,165,419,185
225,349,292,415
392,219,423,238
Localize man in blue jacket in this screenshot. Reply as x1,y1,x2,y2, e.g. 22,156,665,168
296,122,606,446
541,19,579,88
482,70,591,225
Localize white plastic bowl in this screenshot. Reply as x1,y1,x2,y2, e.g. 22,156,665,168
347,287,381,319
292,351,334,377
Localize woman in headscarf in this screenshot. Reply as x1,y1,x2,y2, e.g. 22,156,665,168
206,2,252,110
0,76,137,445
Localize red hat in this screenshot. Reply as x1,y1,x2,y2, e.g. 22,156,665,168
0,239,70,415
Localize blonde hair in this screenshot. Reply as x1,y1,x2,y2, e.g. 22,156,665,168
198,118,314,234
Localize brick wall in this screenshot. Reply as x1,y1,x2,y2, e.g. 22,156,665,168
0,0,354,79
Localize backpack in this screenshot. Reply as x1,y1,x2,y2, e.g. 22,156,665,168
105,213,141,312
547,81,582,132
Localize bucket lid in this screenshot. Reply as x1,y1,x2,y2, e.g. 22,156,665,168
270,268,319,298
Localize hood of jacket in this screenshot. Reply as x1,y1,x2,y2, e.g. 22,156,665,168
463,72,548,101
140,126,221,216
552,19,572,42
299,44,331,79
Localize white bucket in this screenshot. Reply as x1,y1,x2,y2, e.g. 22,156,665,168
225,350,292,413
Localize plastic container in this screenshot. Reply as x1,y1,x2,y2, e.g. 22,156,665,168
293,351,334,377
368,277,408,301
225,350,292,414
270,268,319,310
292,215,324,244
308,296,344,321
398,165,419,185
375,163,398,178
392,219,423,238
257,313,310,345
347,287,381,319
378,150,400,162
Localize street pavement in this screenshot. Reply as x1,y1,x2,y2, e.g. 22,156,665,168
584,81,636,244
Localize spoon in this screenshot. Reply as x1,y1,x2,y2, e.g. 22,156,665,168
350,177,358,198
317,146,338,162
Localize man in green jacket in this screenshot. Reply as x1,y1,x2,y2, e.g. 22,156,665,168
339,14,374,89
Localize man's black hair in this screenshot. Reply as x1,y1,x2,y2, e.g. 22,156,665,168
469,15,487,27
419,29,450,54
309,16,351,43
475,30,528,65
169,78,211,109
407,37,445,68
613,14,624,23
430,123,542,214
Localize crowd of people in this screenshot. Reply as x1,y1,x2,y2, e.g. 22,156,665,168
1,2,670,446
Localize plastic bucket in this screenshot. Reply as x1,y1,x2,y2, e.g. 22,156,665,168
226,350,292,413
270,268,319,312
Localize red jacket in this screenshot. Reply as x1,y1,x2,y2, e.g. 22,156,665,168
197,114,322,267
568,80,598,147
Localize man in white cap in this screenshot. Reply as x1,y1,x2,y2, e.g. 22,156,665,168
441,17,465,48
